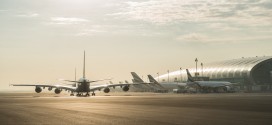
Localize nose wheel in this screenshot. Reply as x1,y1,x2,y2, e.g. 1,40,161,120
92,92,96,96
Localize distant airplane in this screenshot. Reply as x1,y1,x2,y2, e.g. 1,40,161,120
186,69,234,92
11,51,133,96
147,74,186,92
130,72,154,91
131,72,167,91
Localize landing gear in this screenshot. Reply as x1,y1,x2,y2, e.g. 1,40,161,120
86,92,90,96
74,92,93,97
70,91,74,96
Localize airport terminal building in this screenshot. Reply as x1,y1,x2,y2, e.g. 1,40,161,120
158,56,272,92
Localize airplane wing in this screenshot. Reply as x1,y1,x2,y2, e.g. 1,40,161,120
11,84,76,91
88,80,156,92
195,82,233,88
89,83,132,92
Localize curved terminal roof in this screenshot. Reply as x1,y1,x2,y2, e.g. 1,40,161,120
158,56,272,85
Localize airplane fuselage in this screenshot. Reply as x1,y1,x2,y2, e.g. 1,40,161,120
75,78,91,92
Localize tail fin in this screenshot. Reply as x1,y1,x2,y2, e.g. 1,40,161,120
186,69,194,82
83,51,86,78
131,72,144,83
132,79,136,83
147,75,159,84
74,68,77,87
148,75,165,88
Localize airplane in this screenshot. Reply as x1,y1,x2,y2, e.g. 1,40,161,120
131,72,168,92
129,72,155,91
147,74,186,93
11,51,132,96
186,69,234,92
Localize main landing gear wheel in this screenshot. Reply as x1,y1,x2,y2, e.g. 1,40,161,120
86,93,90,96
70,93,74,96
92,93,96,96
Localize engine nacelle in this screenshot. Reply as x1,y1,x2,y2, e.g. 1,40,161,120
122,85,129,92
35,87,42,93
104,87,110,93
54,88,61,94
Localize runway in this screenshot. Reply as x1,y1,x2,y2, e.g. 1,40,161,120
0,92,272,125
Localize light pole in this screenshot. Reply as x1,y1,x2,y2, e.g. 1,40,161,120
195,58,198,78
167,70,169,83
201,63,203,77
180,67,182,82
157,72,159,82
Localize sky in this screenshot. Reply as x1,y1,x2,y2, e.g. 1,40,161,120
0,0,272,91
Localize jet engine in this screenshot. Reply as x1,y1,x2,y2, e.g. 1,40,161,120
122,85,129,92
54,88,61,94
104,87,110,93
35,87,42,93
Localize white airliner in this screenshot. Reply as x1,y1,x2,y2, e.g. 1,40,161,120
147,74,187,92
186,69,234,92
147,69,235,93
11,51,133,96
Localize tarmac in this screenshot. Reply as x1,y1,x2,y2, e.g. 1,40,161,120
0,92,272,125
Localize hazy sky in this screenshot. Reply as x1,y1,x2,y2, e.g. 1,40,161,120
1,0,272,91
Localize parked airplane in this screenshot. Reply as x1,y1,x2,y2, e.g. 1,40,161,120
186,69,234,92
131,72,168,92
148,75,186,92
11,51,132,96
131,72,154,89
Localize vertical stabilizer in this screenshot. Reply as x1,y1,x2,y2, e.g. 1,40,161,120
131,72,144,83
83,51,86,78
148,75,165,88
148,75,159,84
74,68,77,87
186,69,194,82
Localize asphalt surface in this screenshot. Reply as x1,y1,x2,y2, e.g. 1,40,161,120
0,92,272,125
